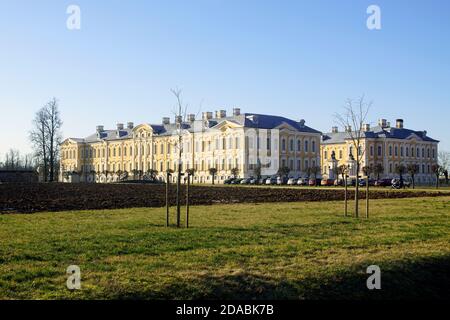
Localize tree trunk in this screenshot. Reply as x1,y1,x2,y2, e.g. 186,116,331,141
355,163,359,218
412,175,415,189
176,155,182,228
366,176,369,219
186,174,190,228
166,171,170,227
344,176,348,217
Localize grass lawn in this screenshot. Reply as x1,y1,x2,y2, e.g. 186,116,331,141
0,196,449,300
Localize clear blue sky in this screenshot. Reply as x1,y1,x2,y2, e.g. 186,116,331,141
1,0,449,157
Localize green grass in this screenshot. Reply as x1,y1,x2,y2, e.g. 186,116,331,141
1,197,449,300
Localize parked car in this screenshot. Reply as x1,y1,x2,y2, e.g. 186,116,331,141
321,179,335,186
297,178,308,186
266,177,277,185
375,178,392,187
250,178,258,185
308,179,317,186
224,178,235,185
231,178,243,184
277,176,288,185
258,178,266,185
359,179,376,187
240,178,251,184
287,178,298,185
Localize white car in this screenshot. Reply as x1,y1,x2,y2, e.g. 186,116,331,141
297,178,307,186
287,178,298,185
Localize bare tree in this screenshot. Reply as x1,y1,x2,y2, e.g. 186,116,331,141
308,165,321,186
395,164,407,188
438,151,450,185
407,164,419,189
30,108,49,181
0,149,34,170
373,163,384,181
334,96,372,218
43,98,62,182
431,165,443,189
209,167,217,185
29,98,62,182
171,88,189,228
231,167,239,178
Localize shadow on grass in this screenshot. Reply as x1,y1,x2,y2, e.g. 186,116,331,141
107,255,450,300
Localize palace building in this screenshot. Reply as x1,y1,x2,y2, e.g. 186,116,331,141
60,109,322,183
320,119,439,184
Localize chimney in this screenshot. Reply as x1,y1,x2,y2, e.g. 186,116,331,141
215,110,226,119
345,125,352,132
175,115,182,124
233,108,241,116
116,123,124,130
386,121,391,128
96,125,104,133
188,114,195,122
299,119,306,127
127,122,134,129
396,119,404,129
162,117,170,125
332,126,338,133
378,119,387,128
202,112,213,120
423,130,427,136
363,124,371,132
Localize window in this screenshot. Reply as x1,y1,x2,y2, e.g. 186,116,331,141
304,140,309,152
282,139,286,151
377,146,382,157
289,159,294,170
297,160,301,171
305,159,309,169
389,146,392,156
370,146,374,157
432,148,435,159
160,144,164,154
339,150,343,159
406,147,409,157
422,148,425,158
427,148,430,158
289,139,294,152
417,148,420,158
400,146,403,157
394,146,398,157
235,137,240,149
411,147,414,157
312,141,316,153
324,150,328,159
297,139,301,152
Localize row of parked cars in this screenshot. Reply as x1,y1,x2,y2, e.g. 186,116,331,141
224,176,410,188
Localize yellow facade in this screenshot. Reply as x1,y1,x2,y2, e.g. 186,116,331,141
60,112,322,183
320,119,439,183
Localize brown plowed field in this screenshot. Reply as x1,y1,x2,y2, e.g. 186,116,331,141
0,183,447,214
